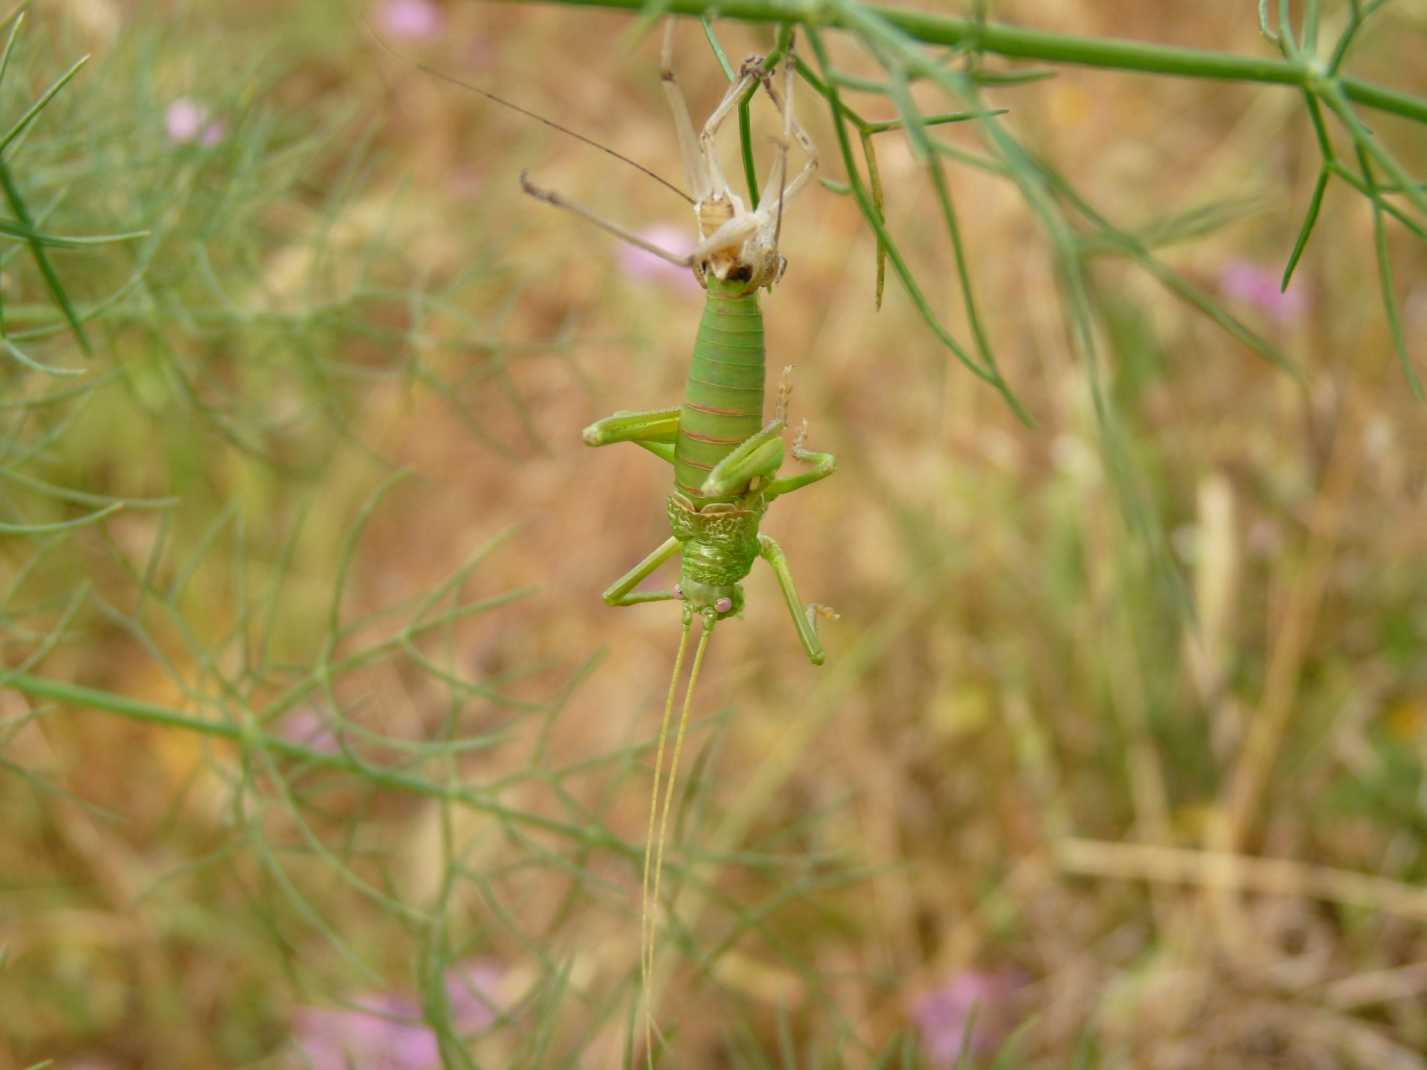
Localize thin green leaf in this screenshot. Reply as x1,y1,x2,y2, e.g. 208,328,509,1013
0,52,88,158
0,218,147,247
1323,86,1427,225
858,128,886,309
0,331,80,376
801,29,1029,422
1326,160,1427,241
699,16,736,80
967,67,1056,87
1258,0,1279,43
1328,0,1391,74
0,160,91,353
0,502,121,534
740,90,759,210
863,107,1005,135
1303,0,1322,54
1281,168,1328,290
0,11,23,98
1358,147,1423,397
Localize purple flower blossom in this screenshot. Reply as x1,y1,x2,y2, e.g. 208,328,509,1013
1220,260,1307,324
279,707,340,756
294,960,502,1069
377,0,445,40
165,98,226,146
617,224,698,291
914,970,1022,1066
165,98,207,142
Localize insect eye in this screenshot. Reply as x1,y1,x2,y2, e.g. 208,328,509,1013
715,597,733,614
673,584,684,599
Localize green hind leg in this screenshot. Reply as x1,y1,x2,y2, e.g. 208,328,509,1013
583,407,680,464
758,533,833,666
764,420,836,501
604,536,683,607
701,419,786,497
704,418,836,500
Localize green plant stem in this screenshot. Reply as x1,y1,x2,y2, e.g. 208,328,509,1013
492,0,1427,125
3,669,636,856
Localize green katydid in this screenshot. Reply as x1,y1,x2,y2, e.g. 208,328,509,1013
520,23,837,1059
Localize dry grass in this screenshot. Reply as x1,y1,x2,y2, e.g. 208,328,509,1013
3,0,1427,1066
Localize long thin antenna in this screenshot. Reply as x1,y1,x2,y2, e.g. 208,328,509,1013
360,14,693,204
418,64,693,204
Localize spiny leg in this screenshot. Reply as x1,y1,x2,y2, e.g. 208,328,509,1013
643,608,716,1065
758,533,833,666
764,418,836,500
703,369,832,500
751,56,818,261
697,56,763,201
660,20,714,203
520,171,693,268
604,536,682,606
760,56,818,209
583,407,680,465
700,419,786,498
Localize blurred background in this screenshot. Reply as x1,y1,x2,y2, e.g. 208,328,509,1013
3,0,1427,1066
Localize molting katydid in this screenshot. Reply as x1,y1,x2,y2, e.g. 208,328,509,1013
518,22,838,1061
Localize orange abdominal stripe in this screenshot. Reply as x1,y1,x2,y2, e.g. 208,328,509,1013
681,430,745,445
685,401,758,418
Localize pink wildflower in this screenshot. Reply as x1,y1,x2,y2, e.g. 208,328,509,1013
165,98,207,142
279,707,340,756
377,0,445,40
293,959,502,1069
913,970,1022,1065
617,224,697,291
1220,260,1308,323
166,98,226,146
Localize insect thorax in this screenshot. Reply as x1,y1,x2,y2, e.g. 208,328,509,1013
667,491,764,587
694,196,784,291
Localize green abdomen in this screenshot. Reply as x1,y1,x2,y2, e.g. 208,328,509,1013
674,277,765,503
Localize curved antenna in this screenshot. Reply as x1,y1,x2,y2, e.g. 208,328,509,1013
360,14,692,204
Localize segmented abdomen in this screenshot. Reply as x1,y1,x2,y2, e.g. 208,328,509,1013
674,276,765,502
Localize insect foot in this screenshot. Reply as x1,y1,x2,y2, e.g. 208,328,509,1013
740,53,771,86
775,365,795,423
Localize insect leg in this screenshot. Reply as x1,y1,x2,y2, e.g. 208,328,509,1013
687,212,762,262
520,171,693,268
583,407,680,464
763,419,836,500
758,533,833,666
756,59,818,223
603,536,683,606
661,20,715,202
697,60,762,201
700,419,786,497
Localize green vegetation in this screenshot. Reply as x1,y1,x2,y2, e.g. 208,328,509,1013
4,1,1427,1066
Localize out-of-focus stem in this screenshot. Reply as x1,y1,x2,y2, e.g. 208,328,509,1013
491,0,1427,125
